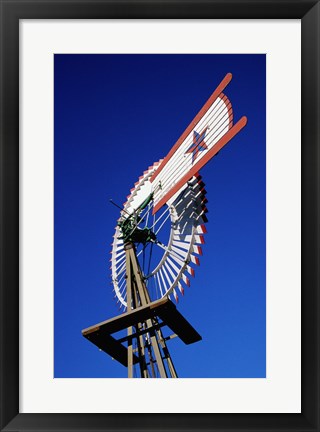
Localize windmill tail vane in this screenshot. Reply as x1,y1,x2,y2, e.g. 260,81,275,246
150,72,247,214
82,72,247,378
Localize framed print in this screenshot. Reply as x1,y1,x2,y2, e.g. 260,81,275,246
0,1,319,431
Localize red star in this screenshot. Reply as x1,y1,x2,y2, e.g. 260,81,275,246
185,127,208,163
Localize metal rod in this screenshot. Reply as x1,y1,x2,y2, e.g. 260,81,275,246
109,199,131,216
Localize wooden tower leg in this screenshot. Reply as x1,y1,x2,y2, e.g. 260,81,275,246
125,246,134,378
136,324,149,378
124,242,177,378
155,323,178,378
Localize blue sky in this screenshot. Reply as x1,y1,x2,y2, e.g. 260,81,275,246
54,54,266,378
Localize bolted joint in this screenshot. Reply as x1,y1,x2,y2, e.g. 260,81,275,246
124,242,134,251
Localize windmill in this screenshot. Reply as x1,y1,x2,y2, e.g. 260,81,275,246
82,72,247,378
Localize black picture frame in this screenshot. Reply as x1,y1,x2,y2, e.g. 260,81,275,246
0,1,319,431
